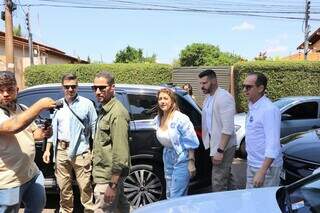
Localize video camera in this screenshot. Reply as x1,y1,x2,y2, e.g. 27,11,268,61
42,100,64,152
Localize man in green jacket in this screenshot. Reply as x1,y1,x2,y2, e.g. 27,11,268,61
92,71,131,213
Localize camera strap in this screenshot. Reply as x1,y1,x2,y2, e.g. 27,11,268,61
0,104,26,117
0,106,10,117
65,100,85,127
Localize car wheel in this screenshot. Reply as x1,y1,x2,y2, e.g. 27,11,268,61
239,139,247,159
124,164,165,208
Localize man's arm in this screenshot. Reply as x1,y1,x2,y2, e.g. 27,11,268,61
33,126,52,141
104,113,130,204
43,142,52,164
88,102,98,139
253,157,274,187
110,115,130,178
212,94,235,164
0,98,56,135
254,106,281,187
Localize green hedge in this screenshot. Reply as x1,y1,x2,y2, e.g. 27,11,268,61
24,63,173,86
234,61,320,112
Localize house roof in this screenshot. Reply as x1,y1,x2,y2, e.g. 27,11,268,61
0,31,88,63
297,27,320,50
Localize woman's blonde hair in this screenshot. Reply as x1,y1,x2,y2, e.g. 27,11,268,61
157,88,179,121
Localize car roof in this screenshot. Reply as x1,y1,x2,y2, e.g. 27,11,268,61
20,83,185,94
278,96,320,101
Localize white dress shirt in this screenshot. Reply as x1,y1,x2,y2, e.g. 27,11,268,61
245,95,283,168
202,95,214,134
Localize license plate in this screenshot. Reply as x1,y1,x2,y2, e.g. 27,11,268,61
280,169,286,180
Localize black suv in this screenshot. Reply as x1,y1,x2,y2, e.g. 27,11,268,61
17,83,211,208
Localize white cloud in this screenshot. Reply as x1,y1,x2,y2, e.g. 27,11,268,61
232,21,255,31
263,34,288,54
265,46,288,53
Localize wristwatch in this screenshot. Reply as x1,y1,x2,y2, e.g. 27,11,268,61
217,148,224,154
108,182,118,190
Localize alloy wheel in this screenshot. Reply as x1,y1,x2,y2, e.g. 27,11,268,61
124,166,163,208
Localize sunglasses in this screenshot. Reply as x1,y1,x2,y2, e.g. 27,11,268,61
91,85,108,92
63,85,77,90
242,84,255,91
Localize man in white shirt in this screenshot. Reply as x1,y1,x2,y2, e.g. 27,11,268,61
199,69,237,192
243,72,282,188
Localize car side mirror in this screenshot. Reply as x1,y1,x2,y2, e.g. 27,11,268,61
281,114,292,121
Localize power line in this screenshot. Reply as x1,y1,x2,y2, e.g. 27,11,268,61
17,3,320,21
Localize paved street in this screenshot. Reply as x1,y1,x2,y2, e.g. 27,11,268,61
231,158,247,190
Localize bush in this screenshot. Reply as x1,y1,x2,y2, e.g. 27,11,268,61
234,61,320,112
24,63,172,86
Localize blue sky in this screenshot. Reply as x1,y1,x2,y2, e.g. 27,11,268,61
1,0,320,63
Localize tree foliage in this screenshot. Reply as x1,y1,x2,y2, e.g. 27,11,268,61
234,61,320,112
179,43,245,66
13,24,22,37
114,46,156,63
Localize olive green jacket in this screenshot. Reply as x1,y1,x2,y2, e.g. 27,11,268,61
92,97,131,184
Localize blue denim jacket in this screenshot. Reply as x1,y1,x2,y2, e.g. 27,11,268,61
49,95,97,160
154,111,199,158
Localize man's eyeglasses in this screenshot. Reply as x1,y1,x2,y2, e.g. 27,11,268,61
91,85,108,92
63,85,77,90
242,84,254,91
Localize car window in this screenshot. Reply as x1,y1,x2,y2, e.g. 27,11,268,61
18,90,64,119
17,87,123,119
283,102,318,120
176,94,201,128
127,94,158,120
287,178,320,212
274,99,295,110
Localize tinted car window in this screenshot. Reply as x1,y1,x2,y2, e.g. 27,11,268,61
283,102,319,120
128,94,157,120
176,94,201,128
17,87,122,119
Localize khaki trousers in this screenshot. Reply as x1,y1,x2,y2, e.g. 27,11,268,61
94,180,130,213
211,146,236,192
55,143,94,213
246,165,282,189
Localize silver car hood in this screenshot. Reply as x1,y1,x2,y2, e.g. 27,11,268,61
134,187,281,213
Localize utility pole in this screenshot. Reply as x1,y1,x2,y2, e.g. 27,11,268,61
4,0,16,71
304,0,311,60
26,7,34,65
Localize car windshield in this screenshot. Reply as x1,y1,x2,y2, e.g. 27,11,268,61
286,173,320,212
274,99,295,110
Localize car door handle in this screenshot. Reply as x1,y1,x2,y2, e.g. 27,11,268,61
151,146,162,150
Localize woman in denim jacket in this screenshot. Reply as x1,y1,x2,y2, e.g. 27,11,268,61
154,88,199,198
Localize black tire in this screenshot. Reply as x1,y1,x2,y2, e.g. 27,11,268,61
239,139,247,159
124,164,165,208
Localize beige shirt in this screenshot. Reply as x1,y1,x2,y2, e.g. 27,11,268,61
202,87,237,156
0,105,39,189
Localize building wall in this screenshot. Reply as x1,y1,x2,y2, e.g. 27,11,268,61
46,54,72,64
312,40,320,51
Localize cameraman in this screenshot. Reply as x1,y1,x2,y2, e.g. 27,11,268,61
0,71,56,213
42,73,97,213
